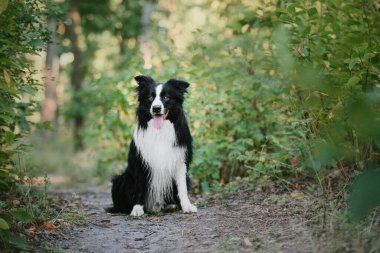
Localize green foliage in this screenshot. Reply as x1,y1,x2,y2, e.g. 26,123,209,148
156,0,380,194
51,0,379,223
148,0,309,187
348,167,380,220
0,0,53,250
309,198,380,252
55,0,145,178
10,209,34,223
0,0,48,181
274,0,380,169
74,1,379,203
81,67,141,179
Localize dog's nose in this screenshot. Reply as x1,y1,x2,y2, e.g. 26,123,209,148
152,105,162,113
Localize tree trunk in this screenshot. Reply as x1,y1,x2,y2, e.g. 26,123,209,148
41,18,58,130
139,0,152,69
68,1,84,150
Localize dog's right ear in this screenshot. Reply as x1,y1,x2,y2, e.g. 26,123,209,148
134,75,155,87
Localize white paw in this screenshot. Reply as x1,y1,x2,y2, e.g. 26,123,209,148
130,205,144,217
181,203,197,213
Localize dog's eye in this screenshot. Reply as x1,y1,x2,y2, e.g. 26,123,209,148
163,96,170,102
148,96,154,102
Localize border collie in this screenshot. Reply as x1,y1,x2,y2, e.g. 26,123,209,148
107,75,197,216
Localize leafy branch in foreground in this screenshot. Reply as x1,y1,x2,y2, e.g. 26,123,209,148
0,0,52,250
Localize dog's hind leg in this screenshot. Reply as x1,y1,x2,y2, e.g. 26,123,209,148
107,173,133,214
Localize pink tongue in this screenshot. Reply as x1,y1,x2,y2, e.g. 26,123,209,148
153,115,164,129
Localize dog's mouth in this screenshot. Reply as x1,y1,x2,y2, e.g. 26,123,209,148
152,111,169,129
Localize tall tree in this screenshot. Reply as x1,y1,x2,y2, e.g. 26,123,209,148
41,18,58,129
68,0,84,150
140,0,153,68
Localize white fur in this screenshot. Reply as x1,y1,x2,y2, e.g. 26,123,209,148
133,120,186,212
150,84,164,114
175,164,197,213
130,204,144,217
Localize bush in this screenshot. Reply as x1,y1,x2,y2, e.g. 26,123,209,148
148,0,380,192
0,0,51,250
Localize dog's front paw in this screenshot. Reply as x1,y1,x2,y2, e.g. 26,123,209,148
130,204,144,217
181,203,197,213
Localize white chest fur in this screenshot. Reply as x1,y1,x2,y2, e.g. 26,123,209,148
133,119,186,211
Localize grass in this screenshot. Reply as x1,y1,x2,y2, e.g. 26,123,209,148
39,243,71,253
309,206,380,253
0,175,88,251
209,180,380,253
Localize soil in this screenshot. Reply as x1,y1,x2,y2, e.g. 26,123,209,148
43,187,315,253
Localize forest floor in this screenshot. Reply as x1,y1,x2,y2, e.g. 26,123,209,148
36,185,325,253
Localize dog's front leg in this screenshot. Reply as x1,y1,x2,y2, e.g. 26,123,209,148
175,164,197,213
130,204,144,217
131,175,147,217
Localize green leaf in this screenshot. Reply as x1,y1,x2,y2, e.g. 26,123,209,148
348,58,359,70
41,120,52,130
0,179,9,190
307,7,318,16
347,76,360,86
278,14,293,24
5,131,15,144
10,209,33,223
8,235,29,250
363,52,375,62
200,181,210,193
300,47,309,57
348,168,380,220
354,43,368,53
0,218,9,230
63,18,72,26
22,86,38,95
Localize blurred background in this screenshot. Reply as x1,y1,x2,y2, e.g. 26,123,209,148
3,0,379,196
1,0,379,250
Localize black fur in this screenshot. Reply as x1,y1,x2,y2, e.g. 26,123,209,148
107,75,192,214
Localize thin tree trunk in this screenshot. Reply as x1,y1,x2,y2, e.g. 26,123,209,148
220,167,226,185
41,18,58,130
68,1,84,150
139,0,152,69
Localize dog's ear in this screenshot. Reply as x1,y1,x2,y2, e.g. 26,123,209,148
166,78,190,92
134,75,155,87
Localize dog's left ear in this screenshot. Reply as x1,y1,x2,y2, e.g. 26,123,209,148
166,78,190,92
134,75,155,87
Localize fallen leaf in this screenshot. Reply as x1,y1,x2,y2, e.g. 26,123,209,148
291,156,299,167
290,191,306,199
243,238,253,247
41,223,56,230
27,225,37,232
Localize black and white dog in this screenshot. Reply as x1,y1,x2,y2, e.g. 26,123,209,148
107,75,197,216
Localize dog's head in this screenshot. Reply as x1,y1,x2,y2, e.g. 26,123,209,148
134,75,189,129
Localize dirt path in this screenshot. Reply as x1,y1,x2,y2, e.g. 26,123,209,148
48,187,315,253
